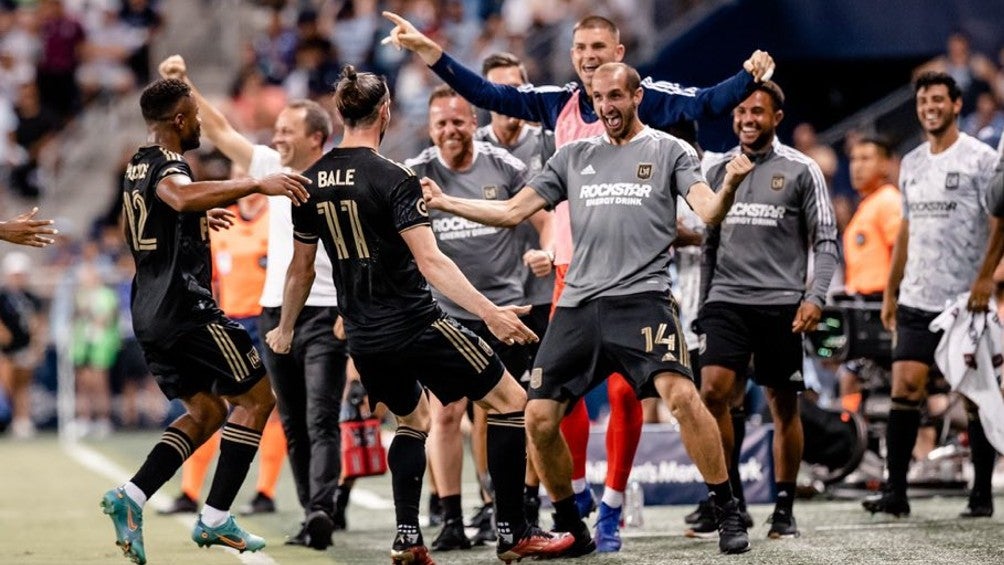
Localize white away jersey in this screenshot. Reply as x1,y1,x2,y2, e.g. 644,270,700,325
899,133,999,312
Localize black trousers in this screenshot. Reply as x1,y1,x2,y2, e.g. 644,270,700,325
259,306,347,516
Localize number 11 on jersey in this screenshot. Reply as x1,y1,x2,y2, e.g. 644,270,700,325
317,200,370,259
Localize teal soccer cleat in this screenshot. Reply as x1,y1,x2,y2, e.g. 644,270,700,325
192,515,266,553
100,487,146,565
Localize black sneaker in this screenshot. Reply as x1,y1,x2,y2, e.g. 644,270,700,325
391,531,435,565
861,489,910,517
523,492,541,528
684,498,712,525
238,492,276,516
686,497,753,537
740,507,754,528
551,512,597,557
332,504,347,531
714,498,751,554
683,498,717,539
304,509,334,550
284,523,308,546
158,493,198,515
468,504,496,545
333,489,349,531
959,494,993,518
431,518,471,551
428,495,444,527
766,508,800,539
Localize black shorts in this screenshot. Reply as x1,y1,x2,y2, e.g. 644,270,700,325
457,317,531,383
352,316,505,416
142,317,267,400
698,301,804,391
530,292,692,408
523,303,551,366
892,305,942,366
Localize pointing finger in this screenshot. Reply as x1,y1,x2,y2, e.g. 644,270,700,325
382,11,409,27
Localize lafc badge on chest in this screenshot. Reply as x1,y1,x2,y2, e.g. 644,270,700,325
637,163,653,180
483,185,498,199
945,172,959,190
771,174,785,191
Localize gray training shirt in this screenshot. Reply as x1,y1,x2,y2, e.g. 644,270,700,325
529,127,702,307
406,141,528,319
476,124,556,306
702,137,839,308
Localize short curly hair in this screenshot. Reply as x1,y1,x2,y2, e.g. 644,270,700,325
140,78,191,123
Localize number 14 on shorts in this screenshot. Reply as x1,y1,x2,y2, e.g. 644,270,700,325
641,323,685,364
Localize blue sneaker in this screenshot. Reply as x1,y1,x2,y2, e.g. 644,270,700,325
100,487,146,565
192,515,266,553
575,489,597,518
594,502,622,553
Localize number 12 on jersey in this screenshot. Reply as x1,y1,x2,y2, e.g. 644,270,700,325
317,200,370,259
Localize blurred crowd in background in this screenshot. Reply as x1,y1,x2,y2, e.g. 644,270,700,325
2,0,1004,438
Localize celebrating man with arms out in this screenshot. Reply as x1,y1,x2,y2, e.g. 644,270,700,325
423,62,756,556
385,11,773,551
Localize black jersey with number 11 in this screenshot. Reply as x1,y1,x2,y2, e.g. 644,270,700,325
292,147,440,353
121,145,220,344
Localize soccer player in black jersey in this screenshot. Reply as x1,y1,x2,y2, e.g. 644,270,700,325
265,66,575,565
100,78,310,565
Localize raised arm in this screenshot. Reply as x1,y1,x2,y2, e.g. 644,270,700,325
159,55,254,171
400,225,537,345
639,50,774,127
422,179,549,228
265,240,317,353
685,154,753,225
382,11,566,127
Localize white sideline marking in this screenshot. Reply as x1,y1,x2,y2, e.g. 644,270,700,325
349,487,395,510
64,441,278,565
814,520,955,532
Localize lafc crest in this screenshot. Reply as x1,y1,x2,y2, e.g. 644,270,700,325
637,163,653,180
483,185,499,199
770,174,785,191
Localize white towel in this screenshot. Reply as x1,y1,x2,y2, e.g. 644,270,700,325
929,294,1004,453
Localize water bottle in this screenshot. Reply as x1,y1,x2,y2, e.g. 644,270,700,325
340,380,367,422
624,481,645,528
